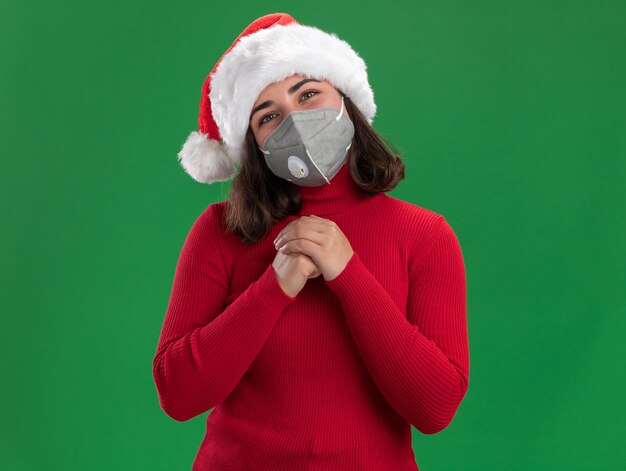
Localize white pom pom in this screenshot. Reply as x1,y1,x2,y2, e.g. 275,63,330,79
177,131,238,184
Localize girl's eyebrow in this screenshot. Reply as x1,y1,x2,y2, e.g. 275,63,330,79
250,79,321,120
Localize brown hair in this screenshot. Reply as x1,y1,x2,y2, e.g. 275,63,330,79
224,92,405,244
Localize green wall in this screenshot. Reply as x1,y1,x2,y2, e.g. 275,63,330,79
1,1,624,469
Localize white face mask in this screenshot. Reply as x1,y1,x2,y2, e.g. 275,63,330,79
258,96,354,186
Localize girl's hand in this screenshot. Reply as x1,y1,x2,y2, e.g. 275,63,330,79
273,215,354,281
272,250,322,298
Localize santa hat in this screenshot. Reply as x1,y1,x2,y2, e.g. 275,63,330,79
177,12,377,184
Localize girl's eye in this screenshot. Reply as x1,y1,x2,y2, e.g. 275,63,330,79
299,90,318,102
258,90,319,126
259,113,277,126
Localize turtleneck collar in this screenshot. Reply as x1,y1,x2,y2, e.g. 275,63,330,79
296,162,372,216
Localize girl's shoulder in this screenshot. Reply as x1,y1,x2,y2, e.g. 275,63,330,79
368,194,456,260
195,199,229,226
182,200,230,247
371,193,445,227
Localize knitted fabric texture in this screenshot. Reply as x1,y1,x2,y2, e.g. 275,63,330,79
153,163,470,470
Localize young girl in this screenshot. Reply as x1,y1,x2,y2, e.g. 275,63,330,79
153,12,470,471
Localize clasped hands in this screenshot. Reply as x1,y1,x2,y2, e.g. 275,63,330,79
273,215,354,282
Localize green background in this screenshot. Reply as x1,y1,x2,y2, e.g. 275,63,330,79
1,1,624,469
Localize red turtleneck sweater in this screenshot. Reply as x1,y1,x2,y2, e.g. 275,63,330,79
152,162,469,470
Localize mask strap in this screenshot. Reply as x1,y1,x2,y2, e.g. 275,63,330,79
335,96,345,121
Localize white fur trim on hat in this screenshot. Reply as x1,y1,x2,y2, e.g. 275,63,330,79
177,21,376,185
209,23,376,169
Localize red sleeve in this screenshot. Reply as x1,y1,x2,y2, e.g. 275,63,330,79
324,216,469,434
152,205,296,422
